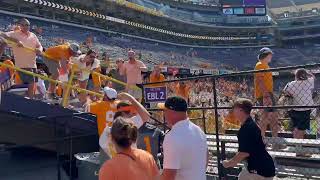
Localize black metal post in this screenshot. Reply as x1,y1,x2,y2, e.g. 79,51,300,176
54,117,61,180
212,77,222,179
201,102,207,134
67,117,73,180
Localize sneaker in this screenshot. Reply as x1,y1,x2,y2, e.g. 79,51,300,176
47,93,59,100
296,152,312,157
272,143,287,150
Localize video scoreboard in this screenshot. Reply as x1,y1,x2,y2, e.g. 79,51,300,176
221,0,266,16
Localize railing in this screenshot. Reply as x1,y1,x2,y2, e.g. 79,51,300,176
142,62,320,179
0,38,141,107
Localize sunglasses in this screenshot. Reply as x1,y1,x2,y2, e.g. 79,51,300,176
20,24,30,27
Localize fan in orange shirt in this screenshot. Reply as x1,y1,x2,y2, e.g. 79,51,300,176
86,87,119,136
148,65,165,87
43,43,81,99
174,81,191,102
99,117,159,180
0,59,15,80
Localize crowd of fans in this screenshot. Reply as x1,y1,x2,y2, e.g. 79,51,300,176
1,16,320,179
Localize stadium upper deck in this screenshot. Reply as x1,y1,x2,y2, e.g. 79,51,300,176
0,0,275,47
0,0,319,47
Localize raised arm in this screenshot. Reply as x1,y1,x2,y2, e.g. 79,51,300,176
117,92,150,123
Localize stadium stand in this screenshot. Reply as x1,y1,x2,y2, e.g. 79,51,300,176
1,0,320,179
0,0,275,48
268,0,320,19
129,0,271,26
1,13,319,70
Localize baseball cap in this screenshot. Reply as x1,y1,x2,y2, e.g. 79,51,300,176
158,96,188,112
103,87,117,99
259,47,273,54
69,43,81,55
258,47,273,60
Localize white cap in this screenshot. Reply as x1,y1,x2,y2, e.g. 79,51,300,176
103,87,117,99
69,43,81,55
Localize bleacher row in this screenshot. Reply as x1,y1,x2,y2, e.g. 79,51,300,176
206,134,320,179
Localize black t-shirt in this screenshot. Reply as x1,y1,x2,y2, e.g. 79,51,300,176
237,117,275,177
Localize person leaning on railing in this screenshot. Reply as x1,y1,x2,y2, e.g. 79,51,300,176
43,42,81,100
72,49,100,105
1,18,43,99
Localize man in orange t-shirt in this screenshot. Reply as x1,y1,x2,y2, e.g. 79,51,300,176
254,48,283,149
87,87,118,136
175,81,191,102
148,65,166,110
148,65,165,87
43,43,81,99
0,59,15,80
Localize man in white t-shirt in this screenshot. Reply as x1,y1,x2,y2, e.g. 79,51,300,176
158,96,208,180
283,69,315,156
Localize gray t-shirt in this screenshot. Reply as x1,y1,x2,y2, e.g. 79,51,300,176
137,123,164,165
108,68,126,92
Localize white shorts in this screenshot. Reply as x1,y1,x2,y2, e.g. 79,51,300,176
59,74,69,83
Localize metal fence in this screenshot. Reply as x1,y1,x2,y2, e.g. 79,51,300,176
142,63,320,180
0,109,98,180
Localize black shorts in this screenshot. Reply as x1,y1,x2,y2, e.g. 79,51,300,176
256,93,276,112
18,68,37,84
289,110,311,131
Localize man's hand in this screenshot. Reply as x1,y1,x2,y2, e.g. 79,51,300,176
17,41,24,48
35,48,43,55
222,160,231,168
